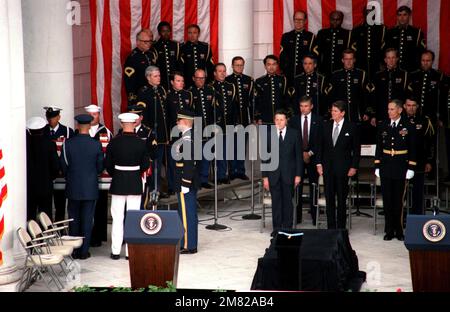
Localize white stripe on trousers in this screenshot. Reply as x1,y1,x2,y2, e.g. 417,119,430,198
110,194,141,256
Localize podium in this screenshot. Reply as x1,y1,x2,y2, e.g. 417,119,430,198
405,215,450,292
124,211,184,289
274,230,303,290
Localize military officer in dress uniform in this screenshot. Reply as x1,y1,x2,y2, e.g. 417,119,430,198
84,104,113,247
316,11,352,77
325,49,369,123
137,65,169,198
189,69,219,189
408,50,444,124
374,100,416,241
226,56,254,180
166,72,193,195
291,55,326,117
212,63,237,184
441,75,450,181
123,29,158,105
371,48,409,122
255,55,290,124
385,6,426,73
106,113,150,260
351,5,386,81
173,109,199,254
26,117,59,221
404,98,435,215
154,21,181,91
60,114,104,259
43,106,74,221
279,10,318,86
180,24,214,89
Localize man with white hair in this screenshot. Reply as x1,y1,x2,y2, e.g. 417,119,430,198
84,104,112,247
105,113,150,260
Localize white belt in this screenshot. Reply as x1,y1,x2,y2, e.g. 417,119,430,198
114,165,140,171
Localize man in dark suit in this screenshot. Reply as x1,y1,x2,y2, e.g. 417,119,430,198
289,96,323,225
316,101,360,229
262,110,303,231
60,114,104,259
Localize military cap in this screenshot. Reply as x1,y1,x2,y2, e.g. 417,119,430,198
43,106,62,119
177,109,195,120
26,117,47,130
74,114,93,125
118,112,139,123
127,105,144,115
84,104,102,113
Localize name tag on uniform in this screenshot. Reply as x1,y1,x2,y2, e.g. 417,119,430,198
243,84,249,89
407,36,413,41
207,95,213,100
303,40,309,46
353,78,359,84
399,128,408,136
338,39,344,45
227,90,233,96
170,51,175,56
200,54,205,59
396,78,403,83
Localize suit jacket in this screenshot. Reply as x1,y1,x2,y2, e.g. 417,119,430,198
289,113,323,164
261,127,303,185
317,120,360,177
60,134,104,200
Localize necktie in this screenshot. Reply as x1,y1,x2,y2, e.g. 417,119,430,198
279,130,283,144
50,130,55,136
332,123,339,146
303,115,309,150
391,122,396,129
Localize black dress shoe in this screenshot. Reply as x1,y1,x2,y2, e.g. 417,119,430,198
168,190,175,196
229,174,236,181
238,174,249,181
180,248,197,254
110,253,120,260
72,253,80,259
79,252,91,260
90,241,102,247
125,256,129,260
383,234,394,241
396,234,405,241
218,178,230,184
201,183,213,189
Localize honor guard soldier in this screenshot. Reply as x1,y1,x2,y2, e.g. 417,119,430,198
255,55,290,124
374,100,416,241
106,113,150,260
226,56,254,180
212,63,237,184
351,5,387,81
279,10,318,85
291,55,326,117
84,104,112,247
123,29,158,105
316,11,351,76
442,76,450,180
26,117,59,221
154,21,181,91
174,109,199,254
408,50,444,124
43,106,74,221
180,24,214,89
325,49,369,123
60,114,104,260
371,48,408,122
404,98,435,215
166,72,193,195
386,6,426,72
189,69,220,189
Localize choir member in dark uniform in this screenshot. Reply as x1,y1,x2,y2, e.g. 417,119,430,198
385,6,426,73
374,100,416,241
279,10,318,85
316,101,360,229
180,24,214,89
106,113,150,260
26,117,59,221
123,29,158,105
43,106,74,221
316,11,351,76
84,104,112,247
255,55,290,124
173,109,200,254
60,114,104,259
154,21,181,91
226,56,254,180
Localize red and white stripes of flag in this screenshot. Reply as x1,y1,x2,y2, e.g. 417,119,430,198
0,148,8,266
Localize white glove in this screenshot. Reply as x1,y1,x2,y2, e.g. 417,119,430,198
406,170,414,180
374,169,380,178
181,186,190,194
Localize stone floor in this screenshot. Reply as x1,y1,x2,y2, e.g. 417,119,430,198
19,184,414,292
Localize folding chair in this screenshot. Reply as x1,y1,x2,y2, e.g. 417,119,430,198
38,212,83,249
16,227,65,292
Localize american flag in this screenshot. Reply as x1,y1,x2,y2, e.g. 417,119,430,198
273,0,450,73
90,0,219,132
0,148,8,266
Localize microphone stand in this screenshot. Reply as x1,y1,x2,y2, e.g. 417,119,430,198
243,88,261,220
206,88,227,230
432,88,441,215
150,85,160,210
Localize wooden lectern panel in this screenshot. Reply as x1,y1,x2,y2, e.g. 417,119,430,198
128,243,180,289
409,250,450,292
